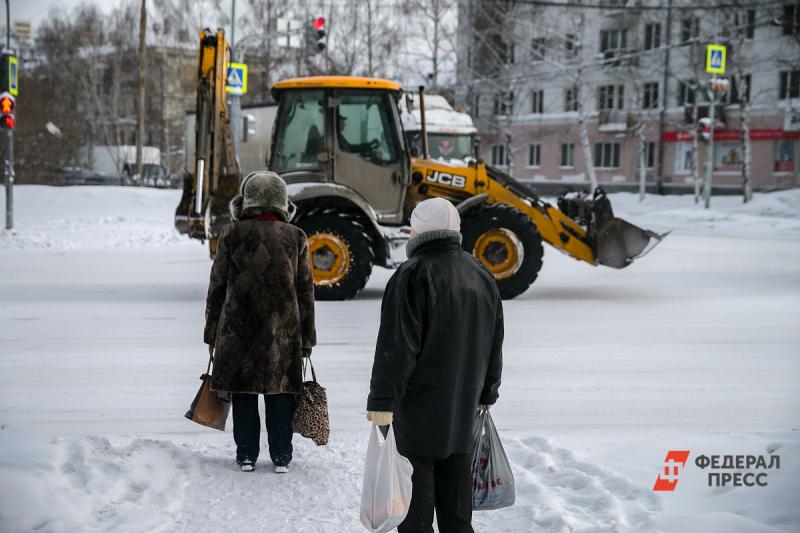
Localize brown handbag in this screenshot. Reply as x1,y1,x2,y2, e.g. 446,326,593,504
293,358,330,446
185,356,231,431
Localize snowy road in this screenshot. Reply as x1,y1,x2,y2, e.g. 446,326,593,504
0,186,798,532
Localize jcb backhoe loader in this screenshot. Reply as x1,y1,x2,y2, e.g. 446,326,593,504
176,30,666,300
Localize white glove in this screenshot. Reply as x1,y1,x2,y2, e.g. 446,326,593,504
367,411,393,425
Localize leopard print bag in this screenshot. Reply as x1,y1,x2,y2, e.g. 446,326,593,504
293,358,330,446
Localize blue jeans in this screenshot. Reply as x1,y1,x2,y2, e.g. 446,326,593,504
232,393,295,466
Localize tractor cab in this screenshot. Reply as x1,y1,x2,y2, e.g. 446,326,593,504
269,76,411,225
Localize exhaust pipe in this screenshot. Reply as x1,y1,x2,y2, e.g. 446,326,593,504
418,85,429,160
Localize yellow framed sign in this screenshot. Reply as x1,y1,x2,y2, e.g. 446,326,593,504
226,63,248,95
706,44,726,75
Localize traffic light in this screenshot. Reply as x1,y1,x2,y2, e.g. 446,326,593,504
306,17,326,54
0,93,15,130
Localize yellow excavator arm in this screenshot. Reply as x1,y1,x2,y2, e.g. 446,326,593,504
175,29,240,254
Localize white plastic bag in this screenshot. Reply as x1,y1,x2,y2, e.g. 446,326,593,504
471,410,515,510
360,424,414,532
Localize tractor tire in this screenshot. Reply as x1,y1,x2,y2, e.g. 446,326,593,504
294,209,374,301
461,204,544,300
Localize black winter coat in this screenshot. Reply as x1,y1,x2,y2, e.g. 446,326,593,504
367,231,504,458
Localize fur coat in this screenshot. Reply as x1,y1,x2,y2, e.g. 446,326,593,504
204,218,316,394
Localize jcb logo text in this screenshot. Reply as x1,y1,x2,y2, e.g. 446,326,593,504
426,170,466,189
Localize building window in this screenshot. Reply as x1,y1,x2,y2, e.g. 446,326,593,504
473,93,481,117
531,37,546,60
681,17,699,42
644,141,656,169
600,28,628,59
746,9,756,39
597,84,625,111
565,33,578,55
560,143,575,167
527,144,541,167
491,144,508,166
644,23,661,50
531,89,544,113
784,3,799,35
564,86,579,112
594,142,620,168
506,42,516,64
494,91,514,115
728,74,752,104
780,70,800,99
677,80,696,105
643,82,659,109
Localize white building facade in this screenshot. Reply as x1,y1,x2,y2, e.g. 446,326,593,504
455,0,800,192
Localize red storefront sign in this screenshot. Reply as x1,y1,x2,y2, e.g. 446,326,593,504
663,129,800,142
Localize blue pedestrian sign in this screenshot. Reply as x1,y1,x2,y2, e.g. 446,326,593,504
226,63,248,95
706,44,726,75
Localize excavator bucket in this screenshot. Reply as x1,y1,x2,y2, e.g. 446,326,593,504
591,190,668,269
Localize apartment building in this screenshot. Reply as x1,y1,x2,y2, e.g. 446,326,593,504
455,0,800,192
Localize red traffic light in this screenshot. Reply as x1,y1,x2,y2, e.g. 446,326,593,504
0,95,13,114
312,17,325,30
2,115,14,129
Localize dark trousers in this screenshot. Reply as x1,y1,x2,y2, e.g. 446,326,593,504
231,393,294,467
398,453,474,533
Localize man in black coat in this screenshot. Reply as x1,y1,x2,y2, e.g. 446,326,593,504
367,197,504,533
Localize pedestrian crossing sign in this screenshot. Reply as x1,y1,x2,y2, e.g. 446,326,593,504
706,44,726,75
226,63,248,95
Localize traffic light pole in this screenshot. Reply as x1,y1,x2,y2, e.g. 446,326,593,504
4,128,12,230
3,0,11,230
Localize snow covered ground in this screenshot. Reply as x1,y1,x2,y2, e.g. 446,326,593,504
0,185,798,533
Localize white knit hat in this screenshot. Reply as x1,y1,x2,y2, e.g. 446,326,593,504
410,198,461,234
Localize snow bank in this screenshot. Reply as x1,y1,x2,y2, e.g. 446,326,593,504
606,188,800,239
0,428,191,532
0,186,189,251
0,427,662,533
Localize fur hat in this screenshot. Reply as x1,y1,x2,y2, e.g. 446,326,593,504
410,197,461,234
229,171,297,222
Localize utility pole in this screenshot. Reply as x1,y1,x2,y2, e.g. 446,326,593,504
135,0,147,185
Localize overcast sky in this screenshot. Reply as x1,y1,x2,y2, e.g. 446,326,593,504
7,0,237,35
9,0,112,29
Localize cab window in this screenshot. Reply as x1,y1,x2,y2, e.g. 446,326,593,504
272,90,325,172
336,92,399,166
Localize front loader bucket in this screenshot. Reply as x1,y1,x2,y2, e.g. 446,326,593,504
596,218,668,269
591,189,668,269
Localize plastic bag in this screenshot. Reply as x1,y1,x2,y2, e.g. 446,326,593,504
360,424,414,532
471,410,515,510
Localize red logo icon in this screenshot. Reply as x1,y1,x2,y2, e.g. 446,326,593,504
653,450,691,491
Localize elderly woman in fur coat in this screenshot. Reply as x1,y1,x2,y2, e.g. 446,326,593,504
204,171,316,473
